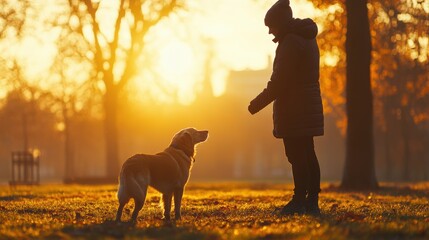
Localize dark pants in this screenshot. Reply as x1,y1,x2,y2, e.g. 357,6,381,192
283,136,321,198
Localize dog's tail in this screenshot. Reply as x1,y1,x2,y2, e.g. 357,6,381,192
117,171,128,202
117,154,146,201
118,169,148,203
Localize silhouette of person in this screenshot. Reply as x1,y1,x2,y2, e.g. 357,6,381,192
248,0,324,215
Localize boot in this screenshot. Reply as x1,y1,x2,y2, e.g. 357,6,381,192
280,195,306,215
305,194,320,215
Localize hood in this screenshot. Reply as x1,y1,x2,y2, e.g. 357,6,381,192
273,18,318,43
264,0,293,28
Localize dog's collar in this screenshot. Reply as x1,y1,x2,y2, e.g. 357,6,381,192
168,145,195,163
170,144,195,163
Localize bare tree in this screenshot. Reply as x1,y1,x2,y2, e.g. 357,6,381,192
62,0,182,179
0,0,29,97
0,0,28,38
46,15,101,182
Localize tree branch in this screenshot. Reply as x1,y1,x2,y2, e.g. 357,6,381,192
108,0,126,82
82,0,108,85
117,0,179,91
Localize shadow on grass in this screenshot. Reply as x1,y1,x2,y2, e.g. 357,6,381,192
0,194,36,201
54,220,221,240
376,185,429,198
324,183,429,198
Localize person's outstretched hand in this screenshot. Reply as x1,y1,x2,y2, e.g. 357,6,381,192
248,102,258,115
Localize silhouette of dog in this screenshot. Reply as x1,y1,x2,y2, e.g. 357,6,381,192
115,128,209,222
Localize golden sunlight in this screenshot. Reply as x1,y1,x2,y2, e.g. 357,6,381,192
142,0,318,103
155,40,196,103
3,0,317,105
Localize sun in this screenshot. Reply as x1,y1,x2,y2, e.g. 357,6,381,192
157,41,194,79
155,40,197,104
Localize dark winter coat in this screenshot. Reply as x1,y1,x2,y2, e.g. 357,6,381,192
249,18,324,138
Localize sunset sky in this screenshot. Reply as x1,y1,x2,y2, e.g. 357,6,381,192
146,0,319,104
1,0,319,104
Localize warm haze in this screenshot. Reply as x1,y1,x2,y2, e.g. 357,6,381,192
1,1,428,238
1,0,317,105
0,0,428,183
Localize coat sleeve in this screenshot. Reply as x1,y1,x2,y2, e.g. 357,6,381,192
249,37,298,114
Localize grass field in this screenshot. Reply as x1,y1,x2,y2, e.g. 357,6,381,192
0,182,428,239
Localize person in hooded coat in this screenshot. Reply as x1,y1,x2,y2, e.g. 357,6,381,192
248,0,324,215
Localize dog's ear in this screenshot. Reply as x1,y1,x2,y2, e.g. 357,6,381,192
172,132,195,157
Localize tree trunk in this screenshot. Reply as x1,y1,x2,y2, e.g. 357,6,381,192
400,106,410,181
22,113,28,150
63,108,74,181
104,86,120,179
384,98,393,181
341,0,378,190
384,129,392,181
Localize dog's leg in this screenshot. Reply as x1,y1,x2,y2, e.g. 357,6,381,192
116,200,128,222
131,184,148,223
162,193,173,221
174,188,184,220
131,200,143,223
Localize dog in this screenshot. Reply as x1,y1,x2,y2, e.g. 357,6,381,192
115,127,209,222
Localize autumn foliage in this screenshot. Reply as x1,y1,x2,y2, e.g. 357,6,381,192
315,0,429,180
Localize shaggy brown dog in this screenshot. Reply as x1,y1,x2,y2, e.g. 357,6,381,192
115,128,209,222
